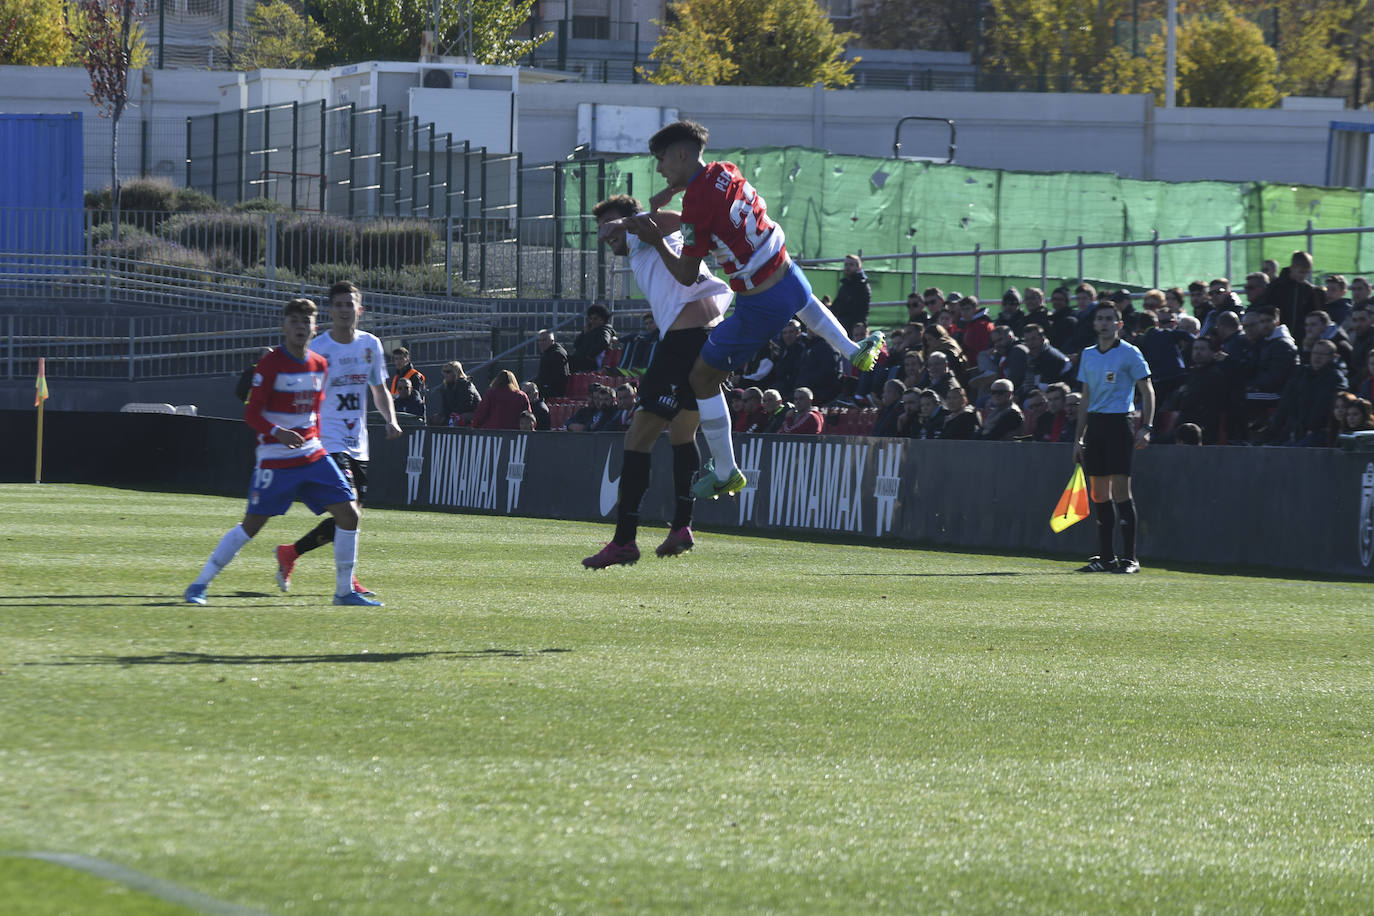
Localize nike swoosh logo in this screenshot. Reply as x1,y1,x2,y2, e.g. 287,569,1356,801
599,450,620,517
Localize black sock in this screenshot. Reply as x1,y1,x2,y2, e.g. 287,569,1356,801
294,518,336,556
671,441,700,530
613,450,653,545
1093,500,1116,562
1115,499,1137,560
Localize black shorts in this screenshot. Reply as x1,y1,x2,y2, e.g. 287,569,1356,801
637,327,711,421
1081,413,1134,477
328,452,369,504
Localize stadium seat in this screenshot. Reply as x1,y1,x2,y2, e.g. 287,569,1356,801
120,403,175,414
600,348,622,370
566,373,591,398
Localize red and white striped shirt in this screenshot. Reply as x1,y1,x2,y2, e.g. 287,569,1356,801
679,161,788,293
243,347,328,469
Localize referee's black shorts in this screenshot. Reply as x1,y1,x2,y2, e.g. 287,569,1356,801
328,452,369,504
637,327,712,421
1081,413,1134,477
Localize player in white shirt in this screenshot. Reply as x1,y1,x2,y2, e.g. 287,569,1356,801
583,194,735,569
275,281,403,595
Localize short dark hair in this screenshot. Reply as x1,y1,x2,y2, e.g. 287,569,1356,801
284,297,317,319
328,280,359,300
392,346,410,358
649,120,709,157
592,194,642,221
1023,322,1046,337
587,303,611,322
1091,302,1119,320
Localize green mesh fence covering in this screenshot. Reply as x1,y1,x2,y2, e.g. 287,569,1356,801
564,147,1374,302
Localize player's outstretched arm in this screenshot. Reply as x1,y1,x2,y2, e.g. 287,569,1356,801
625,213,702,287
649,186,684,211
370,382,404,438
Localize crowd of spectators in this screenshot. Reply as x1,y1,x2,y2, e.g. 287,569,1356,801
391,249,1374,447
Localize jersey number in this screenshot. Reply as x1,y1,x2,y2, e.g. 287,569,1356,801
253,467,275,489
727,182,770,250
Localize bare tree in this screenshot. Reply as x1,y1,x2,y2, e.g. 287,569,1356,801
67,0,147,240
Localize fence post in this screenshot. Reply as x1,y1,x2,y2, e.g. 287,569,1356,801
265,213,276,284
1151,229,1159,290
1224,225,1232,281
479,147,488,293
211,114,220,200
7,314,13,381
236,107,245,204
553,161,564,300
595,159,606,301
140,119,150,178
128,318,135,382
290,101,299,211
318,101,327,212
911,244,918,296
462,140,471,282
1077,236,1084,284
446,215,453,297
515,151,524,298
347,102,357,219
262,105,271,199
973,243,982,301
185,117,192,188
1306,219,1315,260
1040,239,1048,289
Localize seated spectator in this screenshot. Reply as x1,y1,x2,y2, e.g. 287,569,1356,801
977,379,1024,440
1350,276,1374,319
780,387,825,434
1264,339,1347,446
1267,250,1326,337
1237,306,1299,396
740,339,780,390
611,382,638,429
1323,274,1354,327
569,304,615,372
534,329,570,399
938,385,979,440
1262,258,1280,281
772,321,807,396
1174,422,1203,445
472,370,532,430
1301,310,1354,369
1349,306,1374,380
1213,310,1245,359
1023,286,1050,329
995,288,1027,336
1047,285,1078,353
892,387,924,438
919,350,957,398
970,325,1029,395
1174,336,1236,445
388,347,426,402
391,376,425,417
909,289,938,324
796,332,844,406
566,384,618,432
1022,323,1073,390
735,387,765,431
1019,388,1048,439
896,349,925,392
517,410,537,432
431,360,482,426
1240,272,1269,310
1135,310,1192,402
870,379,907,437
618,313,659,374
522,380,552,430
922,322,971,381
1340,397,1374,435
957,296,995,364
909,389,945,439
742,388,790,433
1356,348,1374,402
1033,382,1077,443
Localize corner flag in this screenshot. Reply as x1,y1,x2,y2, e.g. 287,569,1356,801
35,357,49,406
1050,464,1089,533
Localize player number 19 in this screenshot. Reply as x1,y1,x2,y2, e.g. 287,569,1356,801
253,467,275,490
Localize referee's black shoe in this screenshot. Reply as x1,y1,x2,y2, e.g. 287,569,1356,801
1076,556,1116,572
1114,558,1141,574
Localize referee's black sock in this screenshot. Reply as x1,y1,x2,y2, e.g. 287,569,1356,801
1115,498,1138,560
613,450,653,545
294,518,336,556
670,441,700,530
1093,500,1116,562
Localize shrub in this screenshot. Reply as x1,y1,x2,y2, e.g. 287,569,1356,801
232,198,292,214
86,221,155,251
277,215,357,271
97,236,213,280
118,178,181,214
173,187,221,213
161,212,263,266
357,219,438,269
304,262,449,294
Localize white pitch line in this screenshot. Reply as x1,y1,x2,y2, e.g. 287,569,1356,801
3,851,274,916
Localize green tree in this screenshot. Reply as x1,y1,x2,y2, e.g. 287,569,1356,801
0,0,74,65
982,0,1132,92
644,0,854,87
852,0,976,52
214,0,327,70
312,0,549,67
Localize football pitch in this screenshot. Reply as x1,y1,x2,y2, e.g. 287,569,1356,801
3,484,1373,914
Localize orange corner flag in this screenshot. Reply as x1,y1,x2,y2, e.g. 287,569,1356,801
1050,464,1090,533
35,357,49,407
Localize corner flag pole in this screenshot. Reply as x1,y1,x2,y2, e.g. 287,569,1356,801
35,357,49,484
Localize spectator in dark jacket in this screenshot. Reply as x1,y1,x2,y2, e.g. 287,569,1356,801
1022,323,1073,390
995,288,1028,336
938,386,979,439
1266,340,1347,446
1135,310,1192,402
1237,307,1299,395
431,360,481,426
522,380,551,430
1322,274,1354,327
976,379,1023,440
569,304,615,372
392,377,425,418
1047,286,1078,354
1174,336,1236,444
796,334,843,405
1033,382,1077,443
472,370,532,430
832,255,871,333
870,379,907,437
565,384,619,432
1264,251,1326,338
771,321,807,397
534,329,570,398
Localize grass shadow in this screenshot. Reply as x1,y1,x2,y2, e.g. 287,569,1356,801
25,648,572,667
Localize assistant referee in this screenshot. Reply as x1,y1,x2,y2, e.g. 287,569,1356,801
1072,301,1155,574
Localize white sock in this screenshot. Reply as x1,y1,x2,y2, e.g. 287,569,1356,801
334,527,358,597
797,295,860,359
695,392,739,477
194,524,252,586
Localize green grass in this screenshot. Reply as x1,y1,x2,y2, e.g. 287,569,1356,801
3,483,1374,914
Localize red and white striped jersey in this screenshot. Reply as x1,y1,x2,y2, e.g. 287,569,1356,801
679,161,788,293
243,346,328,469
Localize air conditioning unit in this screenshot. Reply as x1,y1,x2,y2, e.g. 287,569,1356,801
419,67,468,90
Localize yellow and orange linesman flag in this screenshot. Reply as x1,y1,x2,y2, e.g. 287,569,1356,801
35,357,49,406
1050,464,1090,533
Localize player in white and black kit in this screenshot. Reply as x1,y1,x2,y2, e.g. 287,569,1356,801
1073,301,1155,574
275,281,402,595
582,194,735,569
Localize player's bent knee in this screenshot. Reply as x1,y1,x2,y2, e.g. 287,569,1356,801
328,501,360,530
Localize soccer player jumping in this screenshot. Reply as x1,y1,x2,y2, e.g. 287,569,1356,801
184,298,383,606
615,120,885,499
274,281,402,596
1073,301,1155,574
